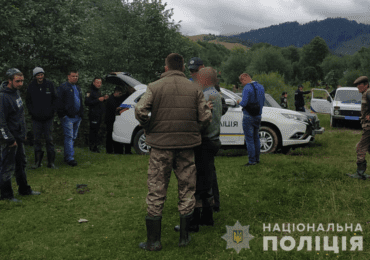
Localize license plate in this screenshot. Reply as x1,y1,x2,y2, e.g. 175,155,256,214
344,116,359,120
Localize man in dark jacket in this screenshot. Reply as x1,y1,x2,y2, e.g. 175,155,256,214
280,92,288,109
85,77,108,153
26,67,58,169
104,86,128,154
294,85,313,112
0,68,41,202
57,70,84,167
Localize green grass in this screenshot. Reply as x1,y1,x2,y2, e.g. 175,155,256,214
1,114,369,259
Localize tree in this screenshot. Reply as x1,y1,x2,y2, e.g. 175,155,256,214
303,66,319,85
221,47,250,86
300,36,330,80
320,55,346,86
281,46,300,63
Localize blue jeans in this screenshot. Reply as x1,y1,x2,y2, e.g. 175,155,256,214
61,116,81,162
242,113,261,164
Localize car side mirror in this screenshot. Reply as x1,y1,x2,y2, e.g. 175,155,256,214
225,99,236,107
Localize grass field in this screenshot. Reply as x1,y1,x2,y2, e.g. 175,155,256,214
1,114,370,260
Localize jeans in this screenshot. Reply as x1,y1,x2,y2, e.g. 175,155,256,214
61,116,81,162
242,113,261,164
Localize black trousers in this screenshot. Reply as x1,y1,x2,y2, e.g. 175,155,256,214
32,119,55,153
0,141,31,198
89,116,102,148
295,106,305,112
194,139,221,208
105,123,128,154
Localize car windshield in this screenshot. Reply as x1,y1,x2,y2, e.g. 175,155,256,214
120,75,143,87
265,94,282,108
335,90,362,104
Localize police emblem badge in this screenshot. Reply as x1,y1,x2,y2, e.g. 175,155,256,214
221,221,254,254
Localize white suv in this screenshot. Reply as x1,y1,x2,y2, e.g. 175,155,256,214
310,87,361,127
106,72,324,155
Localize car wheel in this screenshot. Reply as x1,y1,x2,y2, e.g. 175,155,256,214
133,129,150,155
330,116,337,127
259,126,279,154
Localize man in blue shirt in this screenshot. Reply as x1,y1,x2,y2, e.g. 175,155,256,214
237,73,265,166
57,70,84,166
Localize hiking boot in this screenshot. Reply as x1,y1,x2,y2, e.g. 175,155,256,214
347,161,370,180
200,207,214,226
174,208,200,233
31,151,44,169
178,212,192,247
47,151,58,169
139,216,162,251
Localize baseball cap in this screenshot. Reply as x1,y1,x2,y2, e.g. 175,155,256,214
188,57,203,70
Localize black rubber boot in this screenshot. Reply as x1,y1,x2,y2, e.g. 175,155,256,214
178,212,192,247
347,161,370,180
174,208,200,233
139,216,162,251
47,151,58,169
200,207,214,226
31,151,44,169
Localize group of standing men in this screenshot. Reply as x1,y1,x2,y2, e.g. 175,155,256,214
0,67,131,202
134,53,266,251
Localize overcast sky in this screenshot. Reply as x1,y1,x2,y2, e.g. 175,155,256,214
160,0,370,36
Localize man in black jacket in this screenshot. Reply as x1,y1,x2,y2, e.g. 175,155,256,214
85,77,108,153
294,85,313,112
57,70,84,167
26,67,58,169
105,86,129,154
0,68,41,202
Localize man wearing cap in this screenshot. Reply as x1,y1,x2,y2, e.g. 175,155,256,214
294,85,313,112
57,70,84,167
347,76,370,180
85,77,109,153
0,68,41,202
26,67,58,169
188,57,205,81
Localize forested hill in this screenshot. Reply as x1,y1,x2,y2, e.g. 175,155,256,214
228,18,370,56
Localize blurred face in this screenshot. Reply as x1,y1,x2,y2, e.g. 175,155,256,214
114,91,123,98
284,94,288,98
239,75,250,86
8,75,24,90
357,82,369,94
299,87,303,91
36,73,44,84
68,72,79,84
93,79,102,89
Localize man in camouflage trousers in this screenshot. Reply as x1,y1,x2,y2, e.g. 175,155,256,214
347,76,370,180
135,53,212,251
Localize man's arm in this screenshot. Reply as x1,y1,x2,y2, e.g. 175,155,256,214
238,86,250,107
197,89,212,131
85,90,101,106
135,87,154,129
0,94,15,145
56,84,65,118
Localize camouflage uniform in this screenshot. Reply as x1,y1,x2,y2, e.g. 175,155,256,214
147,148,196,216
348,76,370,180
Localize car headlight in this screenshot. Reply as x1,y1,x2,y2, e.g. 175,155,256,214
334,110,340,115
281,113,308,123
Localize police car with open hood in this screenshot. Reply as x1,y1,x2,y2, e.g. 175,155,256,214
106,72,324,155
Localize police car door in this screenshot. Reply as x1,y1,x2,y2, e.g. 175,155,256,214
219,89,244,145
310,89,332,114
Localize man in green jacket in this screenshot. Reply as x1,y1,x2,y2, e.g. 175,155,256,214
135,53,212,251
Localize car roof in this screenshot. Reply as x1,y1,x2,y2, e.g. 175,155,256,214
105,72,143,88
337,87,358,91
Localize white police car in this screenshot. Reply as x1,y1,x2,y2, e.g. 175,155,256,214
310,87,361,127
107,72,324,155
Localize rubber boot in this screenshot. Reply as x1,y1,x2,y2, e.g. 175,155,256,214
174,208,200,233
47,151,58,169
31,151,44,169
178,212,192,247
200,207,214,226
347,161,370,180
139,216,162,251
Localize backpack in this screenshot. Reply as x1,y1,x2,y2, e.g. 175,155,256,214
244,82,260,116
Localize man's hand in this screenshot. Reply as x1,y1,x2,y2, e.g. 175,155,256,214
207,101,213,110
99,97,105,102
9,141,17,148
311,89,314,93
104,95,109,100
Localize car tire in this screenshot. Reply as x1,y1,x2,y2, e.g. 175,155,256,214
133,129,150,155
330,116,337,127
259,126,279,154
